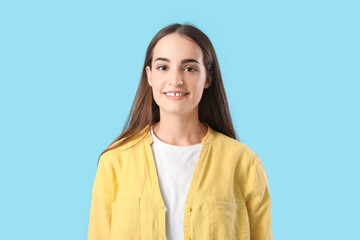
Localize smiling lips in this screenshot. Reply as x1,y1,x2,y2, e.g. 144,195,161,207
163,91,189,99
163,91,189,96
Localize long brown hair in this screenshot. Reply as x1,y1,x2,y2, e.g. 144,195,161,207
98,23,238,163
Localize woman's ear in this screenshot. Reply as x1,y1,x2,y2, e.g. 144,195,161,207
146,66,152,87
204,76,212,89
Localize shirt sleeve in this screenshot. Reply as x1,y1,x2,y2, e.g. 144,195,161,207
87,155,112,240
246,154,273,240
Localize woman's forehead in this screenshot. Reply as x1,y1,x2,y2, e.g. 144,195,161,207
152,33,203,63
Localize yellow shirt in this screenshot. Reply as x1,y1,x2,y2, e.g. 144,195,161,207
88,124,273,240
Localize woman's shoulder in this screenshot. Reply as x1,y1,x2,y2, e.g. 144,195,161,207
211,128,260,171
212,129,255,153
98,125,151,165
211,130,265,179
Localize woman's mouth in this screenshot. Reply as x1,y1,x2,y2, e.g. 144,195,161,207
163,91,189,100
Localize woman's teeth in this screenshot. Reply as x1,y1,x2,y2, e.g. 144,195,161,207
165,92,186,96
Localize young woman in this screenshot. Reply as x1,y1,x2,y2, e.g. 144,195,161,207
88,23,272,240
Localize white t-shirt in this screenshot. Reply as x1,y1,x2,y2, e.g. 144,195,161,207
150,126,202,240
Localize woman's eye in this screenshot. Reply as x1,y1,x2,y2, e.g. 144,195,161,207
157,66,167,71
185,66,197,72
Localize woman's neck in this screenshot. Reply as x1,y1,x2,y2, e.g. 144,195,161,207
152,113,208,146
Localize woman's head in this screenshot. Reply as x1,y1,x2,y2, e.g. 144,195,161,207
145,32,211,117
99,23,237,159
142,24,218,123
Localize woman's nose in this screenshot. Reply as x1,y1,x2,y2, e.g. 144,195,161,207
168,69,183,86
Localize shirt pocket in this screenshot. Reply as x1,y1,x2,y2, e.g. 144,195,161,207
112,197,140,240
209,196,250,240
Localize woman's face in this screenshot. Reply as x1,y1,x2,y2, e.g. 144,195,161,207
146,33,211,117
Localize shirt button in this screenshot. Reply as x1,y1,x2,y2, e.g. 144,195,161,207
186,207,192,213
185,236,191,240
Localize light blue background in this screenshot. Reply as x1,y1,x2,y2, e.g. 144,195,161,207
0,0,359,239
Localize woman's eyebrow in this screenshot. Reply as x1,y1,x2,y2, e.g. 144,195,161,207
154,57,200,65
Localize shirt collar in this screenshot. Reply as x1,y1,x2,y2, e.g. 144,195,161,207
143,122,213,145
